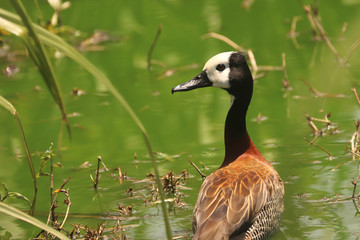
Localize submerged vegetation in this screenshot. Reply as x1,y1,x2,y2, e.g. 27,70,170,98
0,0,360,239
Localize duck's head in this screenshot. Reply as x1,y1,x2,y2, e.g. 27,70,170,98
172,51,253,97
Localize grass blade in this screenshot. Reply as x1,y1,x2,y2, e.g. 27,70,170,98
9,0,71,138
0,202,70,240
0,95,16,114
0,7,172,238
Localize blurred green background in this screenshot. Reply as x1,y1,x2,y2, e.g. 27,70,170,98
1,0,360,239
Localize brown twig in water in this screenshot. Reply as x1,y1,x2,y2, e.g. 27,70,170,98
246,50,283,79
282,53,291,90
189,160,206,179
351,162,360,199
94,156,102,189
202,32,258,76
100,158,109,172
339,22,348,40
115,167,127,183
173,170,188,187
301,4,319,39
49,144,55,223
289,16,301,37
312,15,341,62
348,133,360,198
246,49,257,72
147,24,162,71
47,176,71,226
344,38,360,64
304,137,333,160
302,78,327,97
352,85,360,108
256,66,283,71
301,78,345,98
305,112,338,139
201,32,244,52
307,113,332,124
202,32,286,83
299,1,342,62
351,197,360,214
59,188,71,229
288,16,301,49
349,121,360,160
347,146,360,158
305,114,320,135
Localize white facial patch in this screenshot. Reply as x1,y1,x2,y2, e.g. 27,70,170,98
202,51,235,89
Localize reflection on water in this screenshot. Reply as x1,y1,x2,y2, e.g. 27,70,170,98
0,0,360,239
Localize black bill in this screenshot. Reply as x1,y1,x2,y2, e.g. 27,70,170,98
172,71,212,94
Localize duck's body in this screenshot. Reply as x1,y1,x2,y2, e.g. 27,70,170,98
192,148,283,240
172,52,284,240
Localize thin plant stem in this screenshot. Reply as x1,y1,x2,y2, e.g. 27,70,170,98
301,4,319,38
312,15,341,62
350,128,359,161
0,94,37,214
351,197,360,213
143,133,172,239
202,32,244,51
58,189,71,229
299,1,341,62
344,38,360,64
50,145,55,223
282,52,290,90
247,49,258,73
94,156,101,189
33,0,43,25
352,163,360,199
305,114,319,135
289,16,301,49
14,113,37,215
10,0,71,138
47,177,70,226
189,160,206,179
147,24,162,71
339,22,348,40
304,137,333,160
1,6,173,238
352,85,360,108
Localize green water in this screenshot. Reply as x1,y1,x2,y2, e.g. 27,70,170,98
1,0,360,239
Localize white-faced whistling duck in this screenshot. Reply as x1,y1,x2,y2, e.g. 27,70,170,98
172,52,284,240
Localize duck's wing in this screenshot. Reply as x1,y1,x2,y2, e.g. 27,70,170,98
192,160,283,240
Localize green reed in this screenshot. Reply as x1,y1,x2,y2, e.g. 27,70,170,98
0,1,172,238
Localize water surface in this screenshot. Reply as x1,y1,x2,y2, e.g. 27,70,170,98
1,0,360,239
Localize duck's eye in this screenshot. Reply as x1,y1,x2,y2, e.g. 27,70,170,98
216,64,226,71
